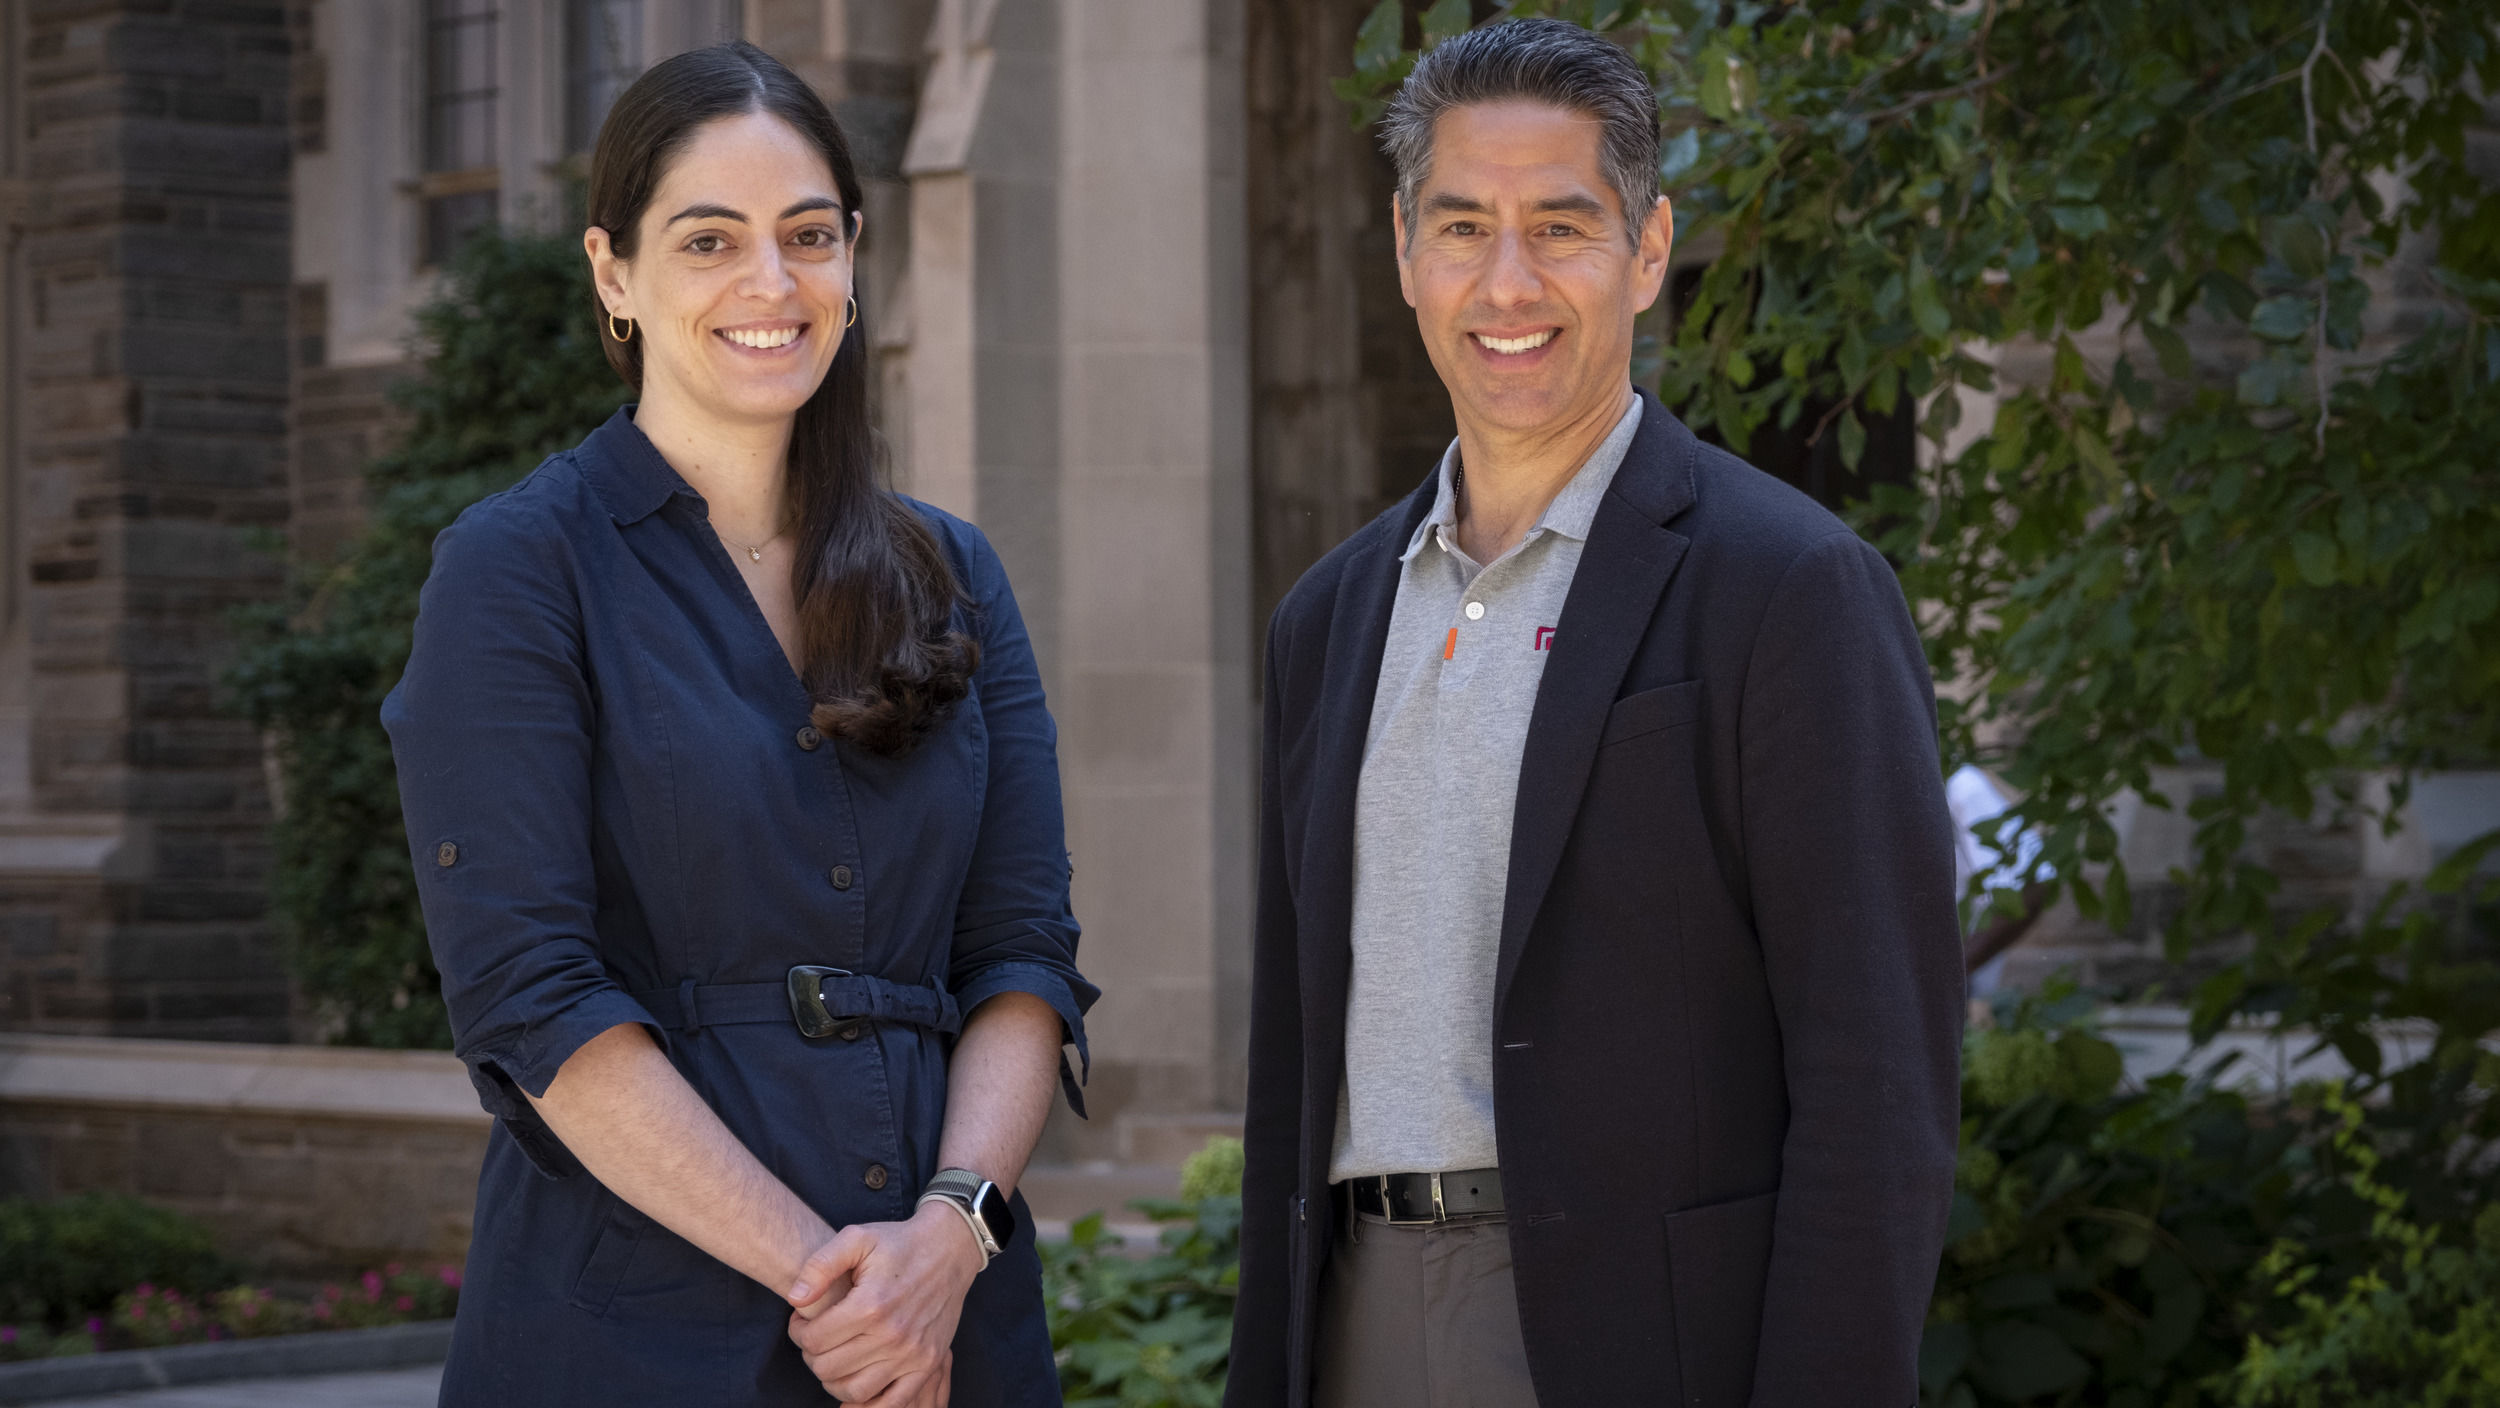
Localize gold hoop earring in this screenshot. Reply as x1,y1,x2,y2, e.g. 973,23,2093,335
607,313,635,343
844,297,858,329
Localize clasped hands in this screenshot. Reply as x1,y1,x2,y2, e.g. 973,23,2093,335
784,1200,988,1406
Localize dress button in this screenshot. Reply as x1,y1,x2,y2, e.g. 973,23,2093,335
828,864,854,890
836,1021,865,1042
863,1163,889,1191
795,725,823,752
434,842,458,868
1464,601,1486,621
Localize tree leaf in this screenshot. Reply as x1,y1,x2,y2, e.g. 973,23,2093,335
1353,0,1403,74
1658,126,1701,184
2145,322,2194,379
2237,357,2292,407
2075,428,2120,487
1419,0,1470,48
2272,214,2330,279
1910,256,1951,339
2049,204,2110,237
1838,406,1867,470
2250,295,2316,342
1698,45,1735,122
2291,531,2338,586
1973,1322,2091,1399
1919,1321,1973,1396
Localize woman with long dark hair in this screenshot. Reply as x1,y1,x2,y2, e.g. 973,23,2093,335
383,42,1091,1407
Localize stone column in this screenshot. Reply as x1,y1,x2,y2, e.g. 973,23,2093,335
749,0,932,470
0,0,295,1039
900,0,1062,672
1050,0,1256,1155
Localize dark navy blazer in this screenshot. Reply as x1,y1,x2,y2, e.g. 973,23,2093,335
383,409,1093,1406
1227,389,1963,1407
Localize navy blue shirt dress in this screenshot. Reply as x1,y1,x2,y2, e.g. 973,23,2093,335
382,409,1095,1406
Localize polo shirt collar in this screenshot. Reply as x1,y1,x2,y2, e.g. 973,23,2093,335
581,405,698,525
1400,393,1645,563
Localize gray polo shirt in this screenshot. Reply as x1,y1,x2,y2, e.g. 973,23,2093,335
1330,397,1644,1183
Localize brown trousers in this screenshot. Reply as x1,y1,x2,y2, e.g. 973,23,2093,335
1311,1209,1539,1408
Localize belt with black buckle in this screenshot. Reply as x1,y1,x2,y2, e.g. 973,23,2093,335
628,966,963,1040
1341,1167,1505,1225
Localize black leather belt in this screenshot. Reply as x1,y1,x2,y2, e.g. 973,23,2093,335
630,966,962,1040
1340,1167,1505,1224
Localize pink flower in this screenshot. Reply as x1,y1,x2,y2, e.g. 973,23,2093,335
207,1327,224,1341
393,1296,414,1313
360,1271,383,1300
437,1266,463,1288
134,1284,155,1299
2,1326,18,1344
311,1304,332,1321
384,1262,404,1277
84,1317,103,1335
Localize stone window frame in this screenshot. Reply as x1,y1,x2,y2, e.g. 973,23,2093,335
418,0,503,270
565,0,645,157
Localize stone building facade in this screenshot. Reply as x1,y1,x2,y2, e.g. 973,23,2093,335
0,0,1445,1164
5,0,2487,1179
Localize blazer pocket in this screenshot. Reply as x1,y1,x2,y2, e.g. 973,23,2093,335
1662,1188,1777,1407
1600,679,1703,749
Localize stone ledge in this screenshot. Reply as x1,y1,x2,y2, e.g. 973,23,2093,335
0,1035,486,1127
0,1320,452,1404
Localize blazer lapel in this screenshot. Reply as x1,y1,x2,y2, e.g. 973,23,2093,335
1495,391,1699,1012
1300,476,1439,1028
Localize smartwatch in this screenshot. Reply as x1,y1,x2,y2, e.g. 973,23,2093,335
918,1167,1015,1265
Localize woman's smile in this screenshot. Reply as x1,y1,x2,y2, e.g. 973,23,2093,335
715,320,810,357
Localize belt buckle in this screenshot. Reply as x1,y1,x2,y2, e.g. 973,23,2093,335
786,965,854,1038
1376,1174,1442,1227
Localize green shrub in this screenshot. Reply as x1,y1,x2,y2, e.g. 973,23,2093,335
226,224,626,1046
2228,1088,2500,1407
0,1322,100,1361
1921,985,2316,1408
0,1194,233,1330
1046,1138,1240,1407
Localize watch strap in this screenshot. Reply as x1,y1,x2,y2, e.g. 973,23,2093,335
920,1168,1003,1263
923,1167,988,1205
918,1189,998,1265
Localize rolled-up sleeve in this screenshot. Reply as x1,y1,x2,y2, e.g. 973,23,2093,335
942,523,1099,1115
380,494,664,1158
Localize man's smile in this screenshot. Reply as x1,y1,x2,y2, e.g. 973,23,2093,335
1471,327,1560,357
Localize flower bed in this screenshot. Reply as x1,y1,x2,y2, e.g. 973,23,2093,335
0,1192,460,1363
0,1264,461,1362
0,1265,461,1363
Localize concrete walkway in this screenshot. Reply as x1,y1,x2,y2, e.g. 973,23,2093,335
34,1366,440,1407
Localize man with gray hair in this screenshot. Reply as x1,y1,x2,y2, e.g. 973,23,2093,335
1229,18,1962,1407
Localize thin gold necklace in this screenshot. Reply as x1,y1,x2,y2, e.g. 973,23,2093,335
715,524,782,564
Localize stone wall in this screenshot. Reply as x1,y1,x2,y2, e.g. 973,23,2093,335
0,1034,487,1275
0,0,296,1040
